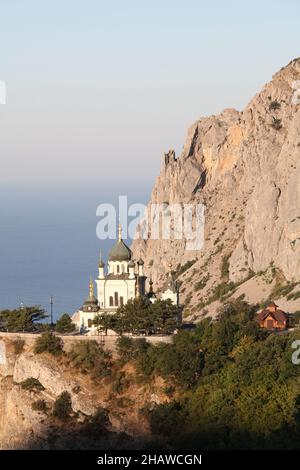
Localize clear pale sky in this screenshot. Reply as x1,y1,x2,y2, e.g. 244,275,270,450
0,0,299,184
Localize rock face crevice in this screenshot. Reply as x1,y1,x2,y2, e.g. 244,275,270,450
132,58,300,311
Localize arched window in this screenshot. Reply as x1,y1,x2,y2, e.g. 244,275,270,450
117,264,120,273
114,291,119,306
120,296,124,307
109,296,113,307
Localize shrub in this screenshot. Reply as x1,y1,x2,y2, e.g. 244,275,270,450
221,254,231,279
116,336,148,363
269,100,281,111
137,331,204,387
271,117,282,130
21,377,45,391
211,281,236,301
269,281,299,300
194,274,210,292
175,260,197,277
13,338,25,355
55,314,75,334
68,340,112,378
32,399,47,413
287,291,300,301
34,332,63,356
83,407,110,436
53,391,72,420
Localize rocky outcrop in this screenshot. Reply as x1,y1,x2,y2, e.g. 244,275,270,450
132,58,300,316
0,338,168,449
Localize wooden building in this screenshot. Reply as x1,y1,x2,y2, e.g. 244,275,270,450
256,302,289,330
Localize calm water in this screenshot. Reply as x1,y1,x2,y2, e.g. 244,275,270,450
0,180,152,320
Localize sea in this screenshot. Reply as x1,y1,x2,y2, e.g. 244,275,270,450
0,180,153,321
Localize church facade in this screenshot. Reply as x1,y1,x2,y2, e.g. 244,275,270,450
72,226,179,335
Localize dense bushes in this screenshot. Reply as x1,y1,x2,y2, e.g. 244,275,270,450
136,331,204,387
34,332,63,356
147,299,300,449
68,340,112,379
116,336,148,363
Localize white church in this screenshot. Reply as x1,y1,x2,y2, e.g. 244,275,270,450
72,226,179,335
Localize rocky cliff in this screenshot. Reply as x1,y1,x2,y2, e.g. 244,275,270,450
132,58,300,319
0,336,168,449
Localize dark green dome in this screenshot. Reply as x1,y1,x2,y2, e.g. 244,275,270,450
108,239,132,262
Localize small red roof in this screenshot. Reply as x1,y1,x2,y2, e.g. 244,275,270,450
256,303,287,323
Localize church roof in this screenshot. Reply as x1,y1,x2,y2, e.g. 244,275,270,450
256,305,287,323
108,226,132,262
82,278,99,312
163,269,178,294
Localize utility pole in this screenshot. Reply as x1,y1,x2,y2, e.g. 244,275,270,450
50,296,54,327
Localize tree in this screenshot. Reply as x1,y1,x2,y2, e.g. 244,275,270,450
0,306,47,332
111,297,180,335
92,311,122,335
55,313,75,334
34,331,63,356
53,391,72,420
68,340,112,378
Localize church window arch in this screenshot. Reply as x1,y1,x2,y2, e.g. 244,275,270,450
120,296,124,307
109,296,113,307
114,291,119,306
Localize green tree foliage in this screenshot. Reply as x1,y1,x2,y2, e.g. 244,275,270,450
137,331,204,387
116,336,148,363
68,340,112,378
34,332,63,356
92,311,122,335
108,297,180,335
147,299,300,449
21,377,45,391
0,306,47,332
55,313,75,333
53,391,72,421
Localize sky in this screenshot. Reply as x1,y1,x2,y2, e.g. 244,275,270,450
0,0,299,184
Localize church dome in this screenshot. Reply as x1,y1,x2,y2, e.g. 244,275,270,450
108,225,132,262
108,240,132,261
82,278,99,312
